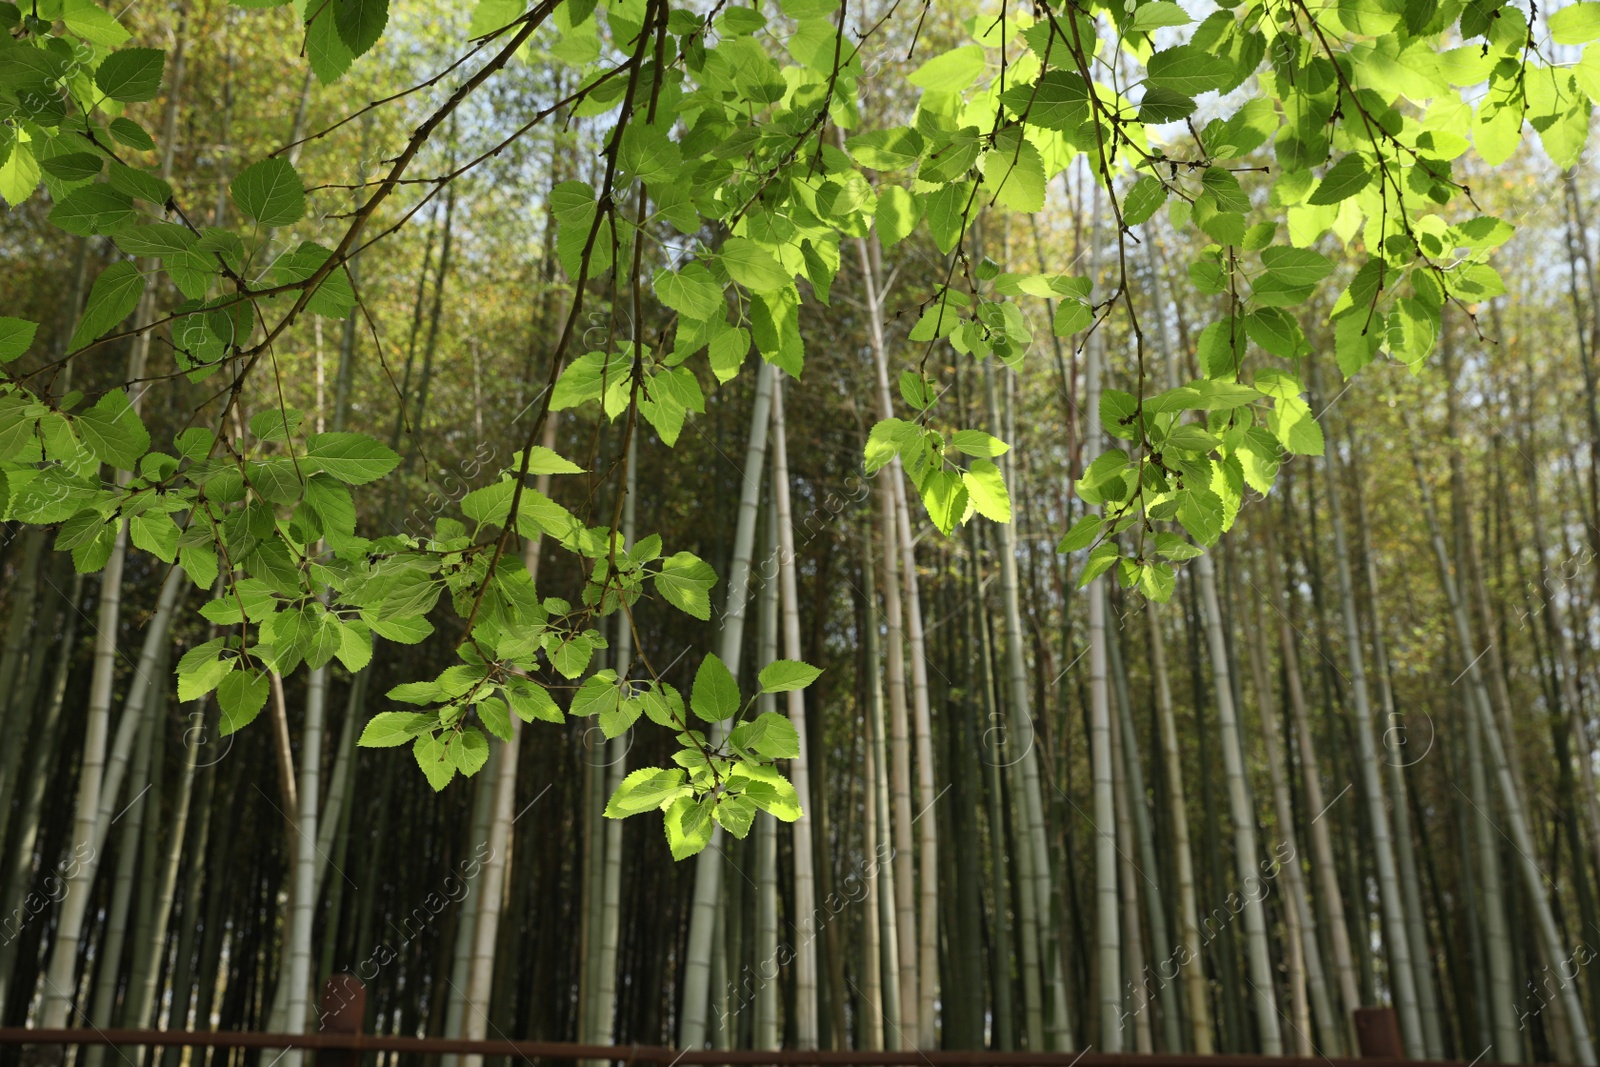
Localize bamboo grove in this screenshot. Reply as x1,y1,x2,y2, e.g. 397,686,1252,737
0,0,1598,1060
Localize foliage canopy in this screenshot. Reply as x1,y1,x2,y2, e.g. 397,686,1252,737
0,0,1556,851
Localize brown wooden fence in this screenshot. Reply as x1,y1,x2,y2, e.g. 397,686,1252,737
0,1029,1500,1067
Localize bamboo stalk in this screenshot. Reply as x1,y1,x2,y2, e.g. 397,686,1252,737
681,360,774,1048
772,374,820,1049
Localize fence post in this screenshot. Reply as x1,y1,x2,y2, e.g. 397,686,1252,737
1355,1006,1405,1058
318,973,366,1067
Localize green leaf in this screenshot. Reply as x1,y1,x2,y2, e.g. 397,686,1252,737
246,455,302,503
1057,513,1102,553
251,407,303,442
179,547,217,590
1132,1,1192,29
106,167,170,211
714,795,758,838
57,510,108,553
109,118,156,151
720,238,790,290
551,349,630,410
436,664,488,699
875,185,920,247
1386,297,1438,367
72,523,119,573
307,432,400,484
0,318,38,363
63,0,131,46
908,44,985,90
732,763,802,821
1197,320,1246,381
1307,154,1373,205
231,158,305,227
981,135,1046,213
217,669,269,736
692,653,740,721
500,678,560,723
730,711,800,759
1269,395,1325,456
919,468,968,536
16,468,96,523
1176,488,1225,545
1246,307,1304,357
306,1,356,83
1077,449,1131,506
572,672,622,719
0,398,39,465
924,181,973,254
176,649,231,702
1331,308,1382,375
200,580,274,626
476,697,514,742
950,429,1008,457
605,767,690,817
718,6,766,33
962,458,1011,522
758,659,821,693
414,732,456,790
0,139,40,207
1101,388,1140,441
95,47,166,101
1201,167,1250,213
77,388,150,469
49,185,137,237
1195,200,1245,246
470,0,525,35
899,371,935,411
334,0,389,56
639,682,686,729
664,794,715,858
129,512,178,562
518,445,585,475
175,428,215,461
1188,379,1261,409
1145,45,1232,95
361,713,438,748
599,690,643,739
551,180,602,277
452,727,490,776
1138,86,1196,123
708,326,750,383
1154,531,1204,560
1259,246,1334,287
177,637,226,676
1122,175,1168,227
1164,423,1221,452
1053,297,1093,337
41,153,106,183
1141,386,1200,415
653,264,724,321
1240,427,1283,493
618,124,681,185
799,240,835,304
336,621,373,672
845,127,925,170
366,613,435,644
1552,1,1600,43
272,242,355,318
864,417,915,473
654,551,716,619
